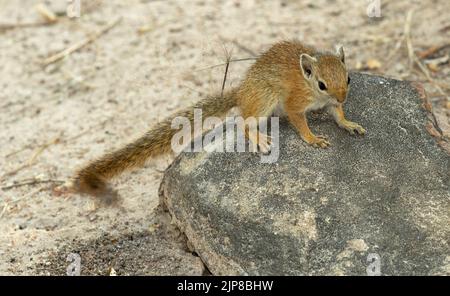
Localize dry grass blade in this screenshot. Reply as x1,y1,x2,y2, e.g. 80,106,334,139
4,145,33,158
1,135,61,180
41,17,122,66
1,178,65,190
414,55,448,99
195,57,257,72
400,10,448,100
0,21,55,32
0,187,44,220
0,3,57,32
220,45,233,98
0,203,8,219
35,3,58,23
27,135,61,166
382,35,404,71
220,38,257,56
404,9,415,73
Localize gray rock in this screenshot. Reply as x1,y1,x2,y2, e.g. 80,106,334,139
159,73,450,275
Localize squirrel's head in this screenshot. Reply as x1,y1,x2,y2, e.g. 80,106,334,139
300,46,349,104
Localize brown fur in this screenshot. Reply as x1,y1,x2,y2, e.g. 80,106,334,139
74,91,237,199
74,40,365,199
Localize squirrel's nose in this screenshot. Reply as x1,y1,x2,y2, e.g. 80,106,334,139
336,91,347,103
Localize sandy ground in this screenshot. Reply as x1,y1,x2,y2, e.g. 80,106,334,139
0,0,449,275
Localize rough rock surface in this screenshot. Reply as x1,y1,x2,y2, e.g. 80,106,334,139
160,73,450,276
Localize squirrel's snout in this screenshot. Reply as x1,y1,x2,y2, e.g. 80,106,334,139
337,96,346,103
335,90,347,103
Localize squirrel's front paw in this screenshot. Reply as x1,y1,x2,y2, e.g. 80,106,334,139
307,135,330,148
340,121,366,135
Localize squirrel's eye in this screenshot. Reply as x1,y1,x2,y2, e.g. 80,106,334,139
318,81,327,91
347,76,351,85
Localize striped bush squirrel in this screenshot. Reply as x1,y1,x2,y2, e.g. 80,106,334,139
73,40,365,200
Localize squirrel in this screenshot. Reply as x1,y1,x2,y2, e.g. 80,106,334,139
72,40,365,200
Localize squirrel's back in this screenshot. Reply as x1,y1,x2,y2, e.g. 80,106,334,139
236,40,317,115
72,40,340,201
250,40,315,78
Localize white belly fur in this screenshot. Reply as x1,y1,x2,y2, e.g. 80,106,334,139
305,97,332,112
271,97,331,117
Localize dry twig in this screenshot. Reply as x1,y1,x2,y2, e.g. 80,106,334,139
417,43,450,59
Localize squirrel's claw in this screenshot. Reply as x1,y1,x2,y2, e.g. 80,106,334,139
341,121,366,135
309,135,330,148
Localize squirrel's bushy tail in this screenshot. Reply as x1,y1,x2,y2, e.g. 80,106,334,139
74,91,237,199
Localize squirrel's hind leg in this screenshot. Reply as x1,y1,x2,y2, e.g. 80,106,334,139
238,95,277,154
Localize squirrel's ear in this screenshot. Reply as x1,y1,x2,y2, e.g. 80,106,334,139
300,53,316,80
336,45,345,63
